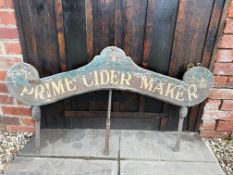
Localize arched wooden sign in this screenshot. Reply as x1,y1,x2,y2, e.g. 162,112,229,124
6,47,212,107
6,46,213,154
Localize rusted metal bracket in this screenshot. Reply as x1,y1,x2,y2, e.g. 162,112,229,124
174,106,188,152
104,90,112,155
32,106,41,154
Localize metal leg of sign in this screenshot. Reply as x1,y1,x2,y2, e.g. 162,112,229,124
35,119,41,154
32,106,41,154
174,106,188,152
104,90,113,155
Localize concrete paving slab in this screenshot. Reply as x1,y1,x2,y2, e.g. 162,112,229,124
121,160,225,175
120,130,217,162
5,157,117,175
20,129,120,159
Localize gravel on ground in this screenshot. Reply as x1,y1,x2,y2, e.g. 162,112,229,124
0,131,31,174
209,138,233,175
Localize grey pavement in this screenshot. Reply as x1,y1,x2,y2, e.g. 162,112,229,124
5,129,225,175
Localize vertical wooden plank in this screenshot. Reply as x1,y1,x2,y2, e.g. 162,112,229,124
15,0,39,70
55,0,73,128
142,0,179,129
167,0,214,130
188,0,225,131
195,0,230,131
85,0,96,111
32,0,65,128
119,0,148,113
31,0,61,77
139,96,145,112
91,0,115,111
121,0,148,64
14,0,49,127
114,0,123,48
92,0,115,54
143,0,179,74
169,0,214,78
62,0,90,114
55,0,67,72
85,0,94,61
209,0,231,71
62,0,87,69
202,0,225,67
114,0,124,113
16,0,65,128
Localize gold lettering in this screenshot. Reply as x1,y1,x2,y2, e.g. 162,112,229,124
100,70,110,85
64,78,76,91
51,79,65,96
175,86,185,101
94,71,99,85
82,75,94,87
45,82,52,98
188,84,199,100
120,72,131,86
140,77,154,91
110,70,119,85
152,82,164,95
35,85,45,99
165,83,176,98
20,86,34,96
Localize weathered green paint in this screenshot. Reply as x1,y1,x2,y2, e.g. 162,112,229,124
6,46,213,107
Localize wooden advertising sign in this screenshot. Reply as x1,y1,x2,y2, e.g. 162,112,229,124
6,46,213,154
6,47,213,107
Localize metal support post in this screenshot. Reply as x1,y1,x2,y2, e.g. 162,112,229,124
174,106,188,152
32,106,41,154
104,90,112,155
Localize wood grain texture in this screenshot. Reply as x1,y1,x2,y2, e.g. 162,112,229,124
169,0,214,78
13,0,225,130
201,0,225,67
62,0,87,69
55,0,67,72
85,0,94,61
121,0,147,65
189,0,225,131
167,0,215,130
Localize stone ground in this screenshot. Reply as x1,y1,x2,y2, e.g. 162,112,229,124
5,129,225,175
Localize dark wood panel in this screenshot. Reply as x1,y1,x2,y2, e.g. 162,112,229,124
91,0,116,112
92,0,115,55
62,0,91,115
188,0,224,131
15,0,65,128
15,0,39,71
143,0,178,74
55,0,67,72
120,0,148,113
167,0,215,131
142,0,179,115
15,0,60,75
122,0,148,64
189,0,226,131
31,0,64,128
202,0,225,67
62,0,87,69
13,0,226,130
30,0,60,77
169,0,214,78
